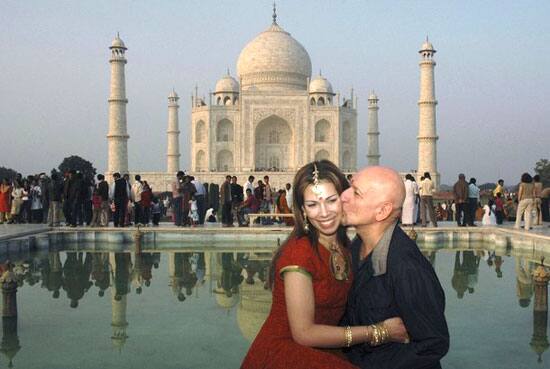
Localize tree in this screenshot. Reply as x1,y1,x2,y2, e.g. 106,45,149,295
535,159,550,187
58,155,96,179
0,166,18,181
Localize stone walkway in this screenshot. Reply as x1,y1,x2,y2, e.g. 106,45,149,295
0,223,50,241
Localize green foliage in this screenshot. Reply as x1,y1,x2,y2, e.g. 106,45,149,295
0,166,18,181
58,155,97,179
534,159,550,187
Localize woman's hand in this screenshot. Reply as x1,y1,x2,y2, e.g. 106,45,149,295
383,317,410,343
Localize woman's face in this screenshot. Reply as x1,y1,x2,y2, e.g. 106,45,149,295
302,180,342,239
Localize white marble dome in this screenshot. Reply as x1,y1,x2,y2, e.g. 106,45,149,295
110,35,126,49
237,23,312,91
215,73,239,93
168,90,178,98
309,74,333,94
420,39,435,52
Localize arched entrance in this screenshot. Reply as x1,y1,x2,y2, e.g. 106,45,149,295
315,150,330,161
216,150,234,172
254,115,292,171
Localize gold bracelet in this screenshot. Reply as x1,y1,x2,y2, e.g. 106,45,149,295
370,324,379,346
344,326,353,347
365,326,371,343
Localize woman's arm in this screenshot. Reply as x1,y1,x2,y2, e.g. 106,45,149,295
284,271,407,348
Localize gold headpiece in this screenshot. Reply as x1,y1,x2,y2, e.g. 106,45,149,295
312,163,322,196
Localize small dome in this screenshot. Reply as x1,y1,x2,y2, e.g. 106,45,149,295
168,90,178,98
215,73,239,93
309,74,333,94
420,38,435,53
110,34,126,49
237,22,312,91
368,91,378,100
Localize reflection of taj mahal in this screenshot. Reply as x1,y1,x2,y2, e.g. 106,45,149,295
189,9,357,180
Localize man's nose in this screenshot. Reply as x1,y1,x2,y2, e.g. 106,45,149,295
341,188,350,202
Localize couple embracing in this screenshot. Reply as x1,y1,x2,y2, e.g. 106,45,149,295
241,160,449,369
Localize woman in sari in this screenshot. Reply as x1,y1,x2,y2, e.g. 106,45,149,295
241,160,407,369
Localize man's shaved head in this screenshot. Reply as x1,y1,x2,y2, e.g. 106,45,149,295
341,166,405,227
355,166,405,210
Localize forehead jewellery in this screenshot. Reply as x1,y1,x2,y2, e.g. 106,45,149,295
312,163,323,197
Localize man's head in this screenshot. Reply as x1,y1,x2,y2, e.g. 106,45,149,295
231,176,237,184
113,172,121,180
459,173,465,180
177,170,185,179
135,174,141,181
248,175,255,183
225,175,231,182
285,183,291,190
264,175,269,183
498,179,504,185
246,188,252,196
341,166,405,228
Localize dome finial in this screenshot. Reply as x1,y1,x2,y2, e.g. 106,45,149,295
272,2,277,24
227,67,230,76
319,69,322,76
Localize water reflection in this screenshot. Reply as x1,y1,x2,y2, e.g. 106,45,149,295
0,245,549,368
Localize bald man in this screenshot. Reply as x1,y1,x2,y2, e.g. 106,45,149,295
340,166,449,369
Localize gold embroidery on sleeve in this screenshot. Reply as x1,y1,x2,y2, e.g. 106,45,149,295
279,265,312,279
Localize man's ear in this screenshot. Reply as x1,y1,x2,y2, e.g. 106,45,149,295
375,202,393,222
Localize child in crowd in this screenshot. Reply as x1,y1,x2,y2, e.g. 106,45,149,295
90,189,103,227
151,198,161,226
482,199,496,226
189,195,199,227
494,193,505,225
205,208,217,223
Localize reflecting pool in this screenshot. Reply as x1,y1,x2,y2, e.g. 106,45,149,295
0,241,548,369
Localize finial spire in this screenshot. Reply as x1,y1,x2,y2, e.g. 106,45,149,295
272,2,277,24
426,35,429,42
117,31,120,38
227,67,230,76
319,69,322,76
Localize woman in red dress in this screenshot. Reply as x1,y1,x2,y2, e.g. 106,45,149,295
241,161,407,369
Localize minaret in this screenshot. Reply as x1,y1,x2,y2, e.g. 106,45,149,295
531,262,549,363
417,37,439,188
109,253,128,352
166,90,180,173
367,91,380,166
107,33,129,176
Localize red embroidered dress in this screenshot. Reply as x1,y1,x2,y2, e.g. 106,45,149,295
241,237,357,369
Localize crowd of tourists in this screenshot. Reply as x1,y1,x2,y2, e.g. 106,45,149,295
170,171,294,227
0,171,166,228
398,171,548,230
0,169,547,231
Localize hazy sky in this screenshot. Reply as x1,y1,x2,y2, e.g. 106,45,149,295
1,0,549,185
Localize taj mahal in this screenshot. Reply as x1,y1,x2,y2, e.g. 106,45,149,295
106,7,439,190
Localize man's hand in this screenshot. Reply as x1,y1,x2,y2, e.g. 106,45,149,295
384,317,410,343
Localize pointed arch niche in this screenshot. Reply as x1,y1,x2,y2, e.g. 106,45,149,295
254,115,293,171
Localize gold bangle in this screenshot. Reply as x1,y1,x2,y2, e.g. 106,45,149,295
344,326,353,347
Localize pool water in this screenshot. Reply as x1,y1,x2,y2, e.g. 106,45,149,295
0,243,548,369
